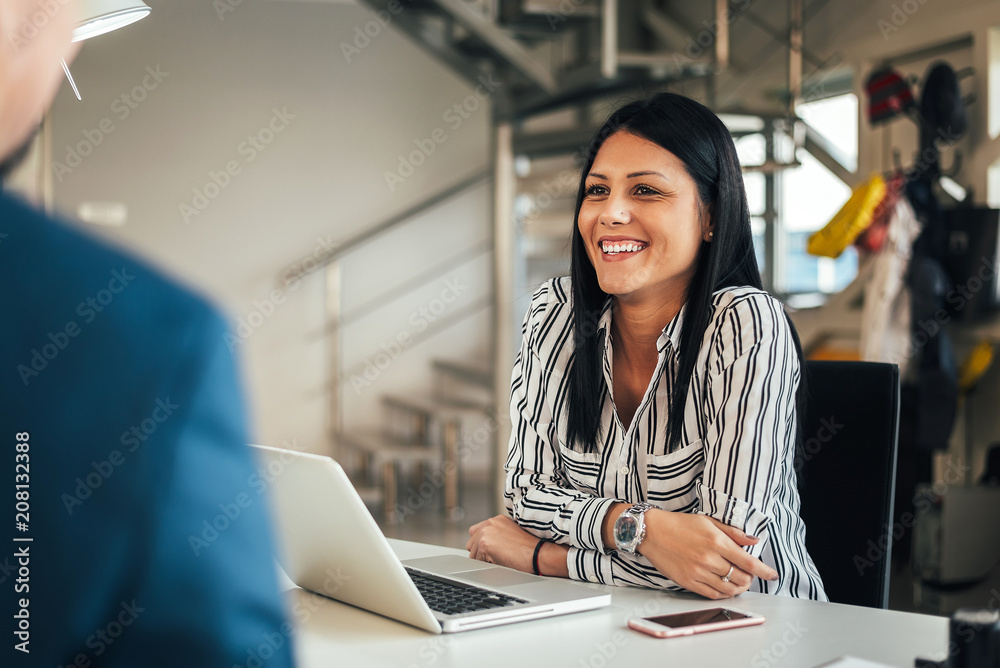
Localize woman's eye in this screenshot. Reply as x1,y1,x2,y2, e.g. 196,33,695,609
584,184,607,197
634,184,659,196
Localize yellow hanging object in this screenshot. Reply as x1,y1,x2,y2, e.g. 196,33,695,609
807,174,888,258
958,340,994,393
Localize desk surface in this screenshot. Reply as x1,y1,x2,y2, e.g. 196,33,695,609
285,539,948,668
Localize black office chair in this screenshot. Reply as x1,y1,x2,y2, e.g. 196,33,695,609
797,360,900,609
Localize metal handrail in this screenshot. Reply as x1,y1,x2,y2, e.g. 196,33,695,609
324,241,493,335
337,295,493,382
280,169,491,286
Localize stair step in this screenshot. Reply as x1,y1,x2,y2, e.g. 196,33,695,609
432,358,493,389
382,393,492,421
339,430,440,462
352,484,383,506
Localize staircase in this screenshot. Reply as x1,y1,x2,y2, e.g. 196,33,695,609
339,358,496,522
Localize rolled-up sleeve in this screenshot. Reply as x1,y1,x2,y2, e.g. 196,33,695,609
503,290,617,556
697,295,800,558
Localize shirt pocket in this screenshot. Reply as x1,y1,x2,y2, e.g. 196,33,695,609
557,445,603,496
645,439,704,510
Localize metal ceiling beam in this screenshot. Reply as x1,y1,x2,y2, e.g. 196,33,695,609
354,0,487,90
740,2,827,69
639,0,691,51
512,127,599,157
508,61,714,120
427,0,558,93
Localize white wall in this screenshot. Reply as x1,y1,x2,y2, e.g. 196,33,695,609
50,0,492,454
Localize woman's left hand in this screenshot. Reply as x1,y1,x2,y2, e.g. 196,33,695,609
466,515,538,572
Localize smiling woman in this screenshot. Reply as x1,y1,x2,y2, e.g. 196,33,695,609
466,92,828,602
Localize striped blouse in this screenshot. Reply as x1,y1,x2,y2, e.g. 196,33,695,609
503,276,827,600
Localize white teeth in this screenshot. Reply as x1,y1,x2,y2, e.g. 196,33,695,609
602,241,646,254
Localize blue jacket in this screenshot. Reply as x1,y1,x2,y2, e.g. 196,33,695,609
0,190,294,667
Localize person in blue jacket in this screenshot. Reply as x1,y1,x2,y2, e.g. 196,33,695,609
0,2,294,665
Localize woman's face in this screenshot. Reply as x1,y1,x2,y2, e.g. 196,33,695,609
577,131,712,306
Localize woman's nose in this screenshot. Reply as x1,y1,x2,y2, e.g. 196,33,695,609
597,195,630,226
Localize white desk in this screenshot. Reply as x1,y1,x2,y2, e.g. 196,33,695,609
285,539,949,668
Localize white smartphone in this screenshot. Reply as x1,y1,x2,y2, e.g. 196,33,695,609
627,608,765,638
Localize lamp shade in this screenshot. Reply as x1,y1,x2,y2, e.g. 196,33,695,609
72,0,151,42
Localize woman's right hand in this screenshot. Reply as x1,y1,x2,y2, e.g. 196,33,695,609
638,510,778,599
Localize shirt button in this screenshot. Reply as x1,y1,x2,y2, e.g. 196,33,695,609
589,575,599,583
619,466,629,475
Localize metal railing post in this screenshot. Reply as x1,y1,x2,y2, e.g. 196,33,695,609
326,260,342,458
491,121,516,515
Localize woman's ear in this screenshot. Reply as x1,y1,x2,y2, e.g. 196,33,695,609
703,202,715,242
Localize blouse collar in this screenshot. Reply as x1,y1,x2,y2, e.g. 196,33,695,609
597,296,688,356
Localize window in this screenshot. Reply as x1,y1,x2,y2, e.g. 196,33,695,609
787,94,859,294
730,95,860,294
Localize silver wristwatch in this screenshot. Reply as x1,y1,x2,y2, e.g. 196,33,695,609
613,502,656,555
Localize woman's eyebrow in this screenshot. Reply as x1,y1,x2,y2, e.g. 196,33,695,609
586,171,669,180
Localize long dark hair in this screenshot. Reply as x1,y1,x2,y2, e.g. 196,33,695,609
566,92,807,456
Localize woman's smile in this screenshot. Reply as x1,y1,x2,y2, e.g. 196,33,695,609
599,236,649,260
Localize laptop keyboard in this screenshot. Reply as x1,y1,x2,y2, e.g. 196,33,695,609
405,567,529,616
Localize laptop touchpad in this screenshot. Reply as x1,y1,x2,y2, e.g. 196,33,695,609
454,566,540,588
404,556,540,587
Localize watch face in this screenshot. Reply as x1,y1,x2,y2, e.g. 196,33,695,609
615,514,639,546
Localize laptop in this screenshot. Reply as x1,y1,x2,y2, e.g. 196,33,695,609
250,443,611,633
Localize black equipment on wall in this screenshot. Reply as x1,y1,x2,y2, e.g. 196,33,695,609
941,207,1000,321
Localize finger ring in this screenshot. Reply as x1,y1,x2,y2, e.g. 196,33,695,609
721,565,734,583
